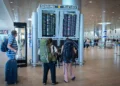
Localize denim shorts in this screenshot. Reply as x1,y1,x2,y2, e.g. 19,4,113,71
63,59,73,63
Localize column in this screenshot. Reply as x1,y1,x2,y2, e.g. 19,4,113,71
102,24,107,43
79,14,84,66
32,12,38,67
62,0,81,9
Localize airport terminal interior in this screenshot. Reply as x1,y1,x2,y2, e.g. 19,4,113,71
0,0,120,86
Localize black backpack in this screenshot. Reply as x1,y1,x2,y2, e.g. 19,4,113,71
62,40,74,63
62,40,78,63
1,39,8,52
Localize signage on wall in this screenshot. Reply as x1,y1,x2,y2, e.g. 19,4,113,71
0,30,8,34
40,4,78,9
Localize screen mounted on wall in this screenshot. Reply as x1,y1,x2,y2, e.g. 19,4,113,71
0,30,8,34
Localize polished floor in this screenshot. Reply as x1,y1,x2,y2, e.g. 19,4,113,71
0,47,120,86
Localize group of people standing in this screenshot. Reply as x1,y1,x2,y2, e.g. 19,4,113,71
4,30,78,85
84,38,99,48
40,38,78,85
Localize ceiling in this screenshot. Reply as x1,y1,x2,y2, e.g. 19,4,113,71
2,0,120,31
0,0,14,30
82,0,120,31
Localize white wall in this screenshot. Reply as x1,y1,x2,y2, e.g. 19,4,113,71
84,28,120,39
107,28,120,39
84,31,98,39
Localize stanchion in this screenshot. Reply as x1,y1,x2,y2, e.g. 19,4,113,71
114,43,117,54
117,44,120,56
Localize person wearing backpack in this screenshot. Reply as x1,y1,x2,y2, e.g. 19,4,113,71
40,38,58,85
5,30,18,85
7,30,18,59
61,38,78,83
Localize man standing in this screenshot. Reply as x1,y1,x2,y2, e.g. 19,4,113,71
7,30,18,59
5,30,18,84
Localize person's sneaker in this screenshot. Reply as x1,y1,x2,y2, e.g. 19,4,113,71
52,82,58,85
43,83,46,85
71,77,76,81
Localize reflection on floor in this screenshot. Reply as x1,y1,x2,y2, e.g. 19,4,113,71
0,47,120,86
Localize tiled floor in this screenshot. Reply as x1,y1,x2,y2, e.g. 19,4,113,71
0,47,120,86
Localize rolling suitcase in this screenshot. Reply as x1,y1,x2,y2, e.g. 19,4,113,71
5,59,18,85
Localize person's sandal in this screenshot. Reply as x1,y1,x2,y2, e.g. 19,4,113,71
71,77,76,81
64,80,68,83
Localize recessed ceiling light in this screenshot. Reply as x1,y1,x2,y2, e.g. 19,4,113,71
98,22,111,25
12,9,14,10
28,18,32,21
10,2,13,3
91,15,94,17
112,12,115,13
103,10,106,13
89,1,93,3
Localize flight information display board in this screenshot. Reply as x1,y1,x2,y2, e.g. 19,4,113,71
40,4,78,9
0,30,8,34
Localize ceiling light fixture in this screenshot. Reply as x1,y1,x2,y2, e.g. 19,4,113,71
98,22,111,25
10,2,13,3
112,12,114,13
89,1,93,3
28,18,32,21
12,9,14,10
103,11,106,13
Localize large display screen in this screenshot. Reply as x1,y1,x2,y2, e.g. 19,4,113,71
0,30,8,34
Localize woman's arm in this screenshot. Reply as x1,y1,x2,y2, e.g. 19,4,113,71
54,46,58,53
61,45,64,53
73,47,77,54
